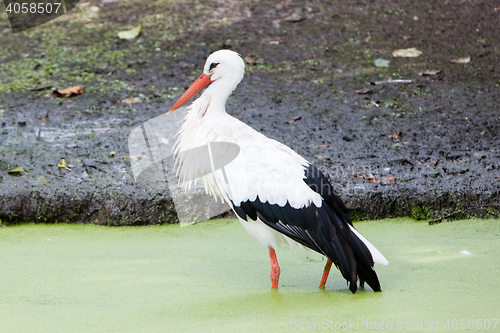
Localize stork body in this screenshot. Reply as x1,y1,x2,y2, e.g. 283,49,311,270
170,50,387,293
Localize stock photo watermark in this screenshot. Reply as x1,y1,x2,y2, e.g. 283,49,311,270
290,318,499,330
127,109,390,225
3,0,79,32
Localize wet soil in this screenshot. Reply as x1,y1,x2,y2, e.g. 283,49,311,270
0,0,499,225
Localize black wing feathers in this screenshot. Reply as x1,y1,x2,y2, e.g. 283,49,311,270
303,165,353,226
233,164,382,293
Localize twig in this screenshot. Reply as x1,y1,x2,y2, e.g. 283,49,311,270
428,211,463,225
368,79,413,85
428,217,444,225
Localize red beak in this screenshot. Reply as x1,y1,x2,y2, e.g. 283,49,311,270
168,73,213,113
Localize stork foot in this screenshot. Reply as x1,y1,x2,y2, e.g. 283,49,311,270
319,259,333,288
268,247,280,289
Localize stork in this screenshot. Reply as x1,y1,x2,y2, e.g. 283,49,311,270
168,50,388,293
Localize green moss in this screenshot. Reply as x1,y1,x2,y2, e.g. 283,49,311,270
0,219,499,332
411,203,435,220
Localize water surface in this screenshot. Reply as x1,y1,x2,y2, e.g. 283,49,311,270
1,218,498,332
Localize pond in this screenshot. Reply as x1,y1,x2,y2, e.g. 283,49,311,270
0,218,498,332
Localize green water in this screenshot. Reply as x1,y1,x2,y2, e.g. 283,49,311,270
0,218,499,332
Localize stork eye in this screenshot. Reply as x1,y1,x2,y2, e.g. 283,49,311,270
209,62,219,71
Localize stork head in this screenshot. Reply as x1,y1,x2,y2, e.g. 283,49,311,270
168,49,245,113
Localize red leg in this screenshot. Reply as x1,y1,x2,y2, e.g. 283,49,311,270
319,259,333,288
268,247,280,289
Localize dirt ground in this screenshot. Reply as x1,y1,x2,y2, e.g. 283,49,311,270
0,0,499,225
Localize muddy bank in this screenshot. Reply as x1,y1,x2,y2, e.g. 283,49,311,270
0,0,499,225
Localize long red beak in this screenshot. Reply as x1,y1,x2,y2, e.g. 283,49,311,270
168,73,212,113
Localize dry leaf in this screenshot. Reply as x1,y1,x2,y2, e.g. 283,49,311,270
402,35,411,40
275,0,292,9
37,113,50,121
244,57,257,65
109,151,116,158
374,58,390,68
388,131,403,141
308,144,327,148
379,175,397,184
8,166,28,176
354,171,398,184
287,116,302,124
355,88,374,94
450,56,470,64
284,8,304,22
121,97,142,104
392,48,422,57
425,160,439,168
473,151,488,157
53,85,84,98
269,40,280,45
418,70,442,76
418,160,439,170
410,159,440,171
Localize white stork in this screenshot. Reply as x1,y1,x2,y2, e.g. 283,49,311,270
168,49,388,292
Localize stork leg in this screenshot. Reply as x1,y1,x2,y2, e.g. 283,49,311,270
268,247,280,289
319,259,333,288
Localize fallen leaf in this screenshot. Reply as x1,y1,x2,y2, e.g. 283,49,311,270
355,88,374,94
450,56,470,64
284,8,304,22
388,131,403,141
121,97,142,104
473,151,488,157
379,175,397,184
244,57,257,65
287,116,302,124
30,85,53,91
57,158,71,170
109,151,116,158
418,69,442,76
374,58,390,68
118,24,142,39
423,160,439,169
36,176,50,184
52,85,84,98
308,144,327,148
8,166,28,176
392,142,409,147
269,40,280,45
37,113,50,121
402,35,411,40
412,159,440,171
392,47,422,57
354,171,398,184
275,0,292,10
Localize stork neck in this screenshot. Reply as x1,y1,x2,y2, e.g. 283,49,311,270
199,76,240,117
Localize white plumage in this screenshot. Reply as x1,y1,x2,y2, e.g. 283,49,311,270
170,49,387,292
